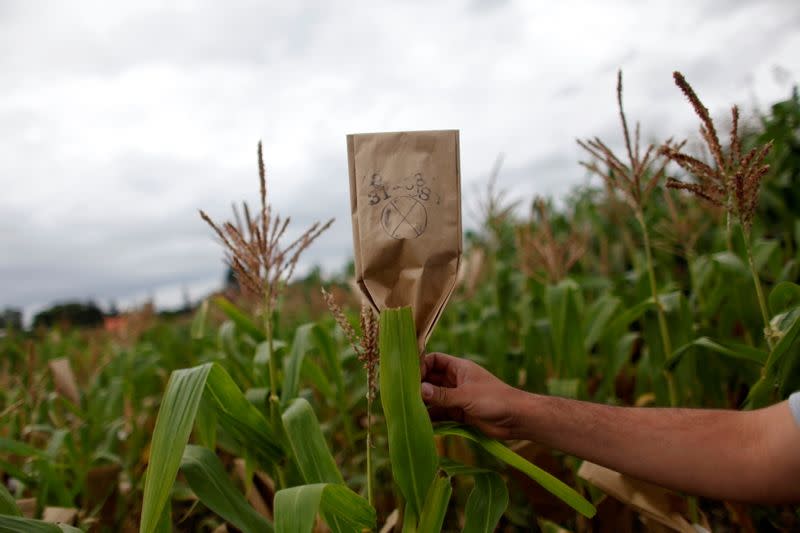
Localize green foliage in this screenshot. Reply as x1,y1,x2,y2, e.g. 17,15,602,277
4,86,800,531
378,308,438,520
273,483,375,533
180,445,274,533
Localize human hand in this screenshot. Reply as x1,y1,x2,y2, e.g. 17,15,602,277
420,352,522,440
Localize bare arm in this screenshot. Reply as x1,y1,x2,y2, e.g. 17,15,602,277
420,352,800,503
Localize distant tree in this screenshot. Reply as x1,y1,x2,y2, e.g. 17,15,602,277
0,308,23,331
33,301,104,329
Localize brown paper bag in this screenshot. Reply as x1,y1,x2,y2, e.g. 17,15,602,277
347,129,462,352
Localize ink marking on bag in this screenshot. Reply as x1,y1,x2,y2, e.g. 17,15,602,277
368,172,436,239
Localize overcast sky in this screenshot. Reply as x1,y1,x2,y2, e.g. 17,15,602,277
1,0,798,318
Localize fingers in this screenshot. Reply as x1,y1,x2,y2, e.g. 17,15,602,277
421,381,465,409
423,352,462,373
421,352,466,382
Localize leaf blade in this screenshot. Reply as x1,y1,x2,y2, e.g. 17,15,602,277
434,423,595,518
379,308,439,518
180,445,273,533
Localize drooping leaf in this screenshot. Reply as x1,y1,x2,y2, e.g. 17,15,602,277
273,483,375,533
434,423,596,518
205,363,284,466
180,445,273,533
0,482,20,516
282,398,343,485
213,296,266,342
769,281,800,316
607,295,658,333
379,308,438,518
463,472,508,533
711,252,749,277
438,459,508,533
140,363,284,533
666,337,768,371
0,516,82,533
194,393,218,450
582,293,621,351
0,437,47,458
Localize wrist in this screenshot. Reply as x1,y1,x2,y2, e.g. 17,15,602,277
506,387,536,440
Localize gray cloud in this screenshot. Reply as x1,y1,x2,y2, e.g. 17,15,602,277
1,0,798,318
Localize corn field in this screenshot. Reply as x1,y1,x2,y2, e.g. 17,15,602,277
1,75,800,532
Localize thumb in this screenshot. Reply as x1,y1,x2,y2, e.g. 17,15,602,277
421,382,464,408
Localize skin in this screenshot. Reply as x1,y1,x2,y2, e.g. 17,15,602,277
420,352,800,504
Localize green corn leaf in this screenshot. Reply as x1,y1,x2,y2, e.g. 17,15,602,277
205,363,284,466
438,457,491,477
141,363,212,533
180,445,274,533
769,281,800,315
141,363,284,533
0,482,20,516
311,323,345,395
273,483,375,533
218,321,250,379
463,472,508,533
190,299,209,340
0,437,47,458
546,378,581,399
666,337,768,371
213,296,266,342
712,252,749,277
745,306,800,408
434,423,596,518
379,308,439,517
156,499,172,533
281,324,316,406
0,516,82,533
194,393,218,450
439,458,508,533
300,358,335,400
606,293,681,333
416,473,452,533
544,279,586,378
282,398,344,485
582,293,620,351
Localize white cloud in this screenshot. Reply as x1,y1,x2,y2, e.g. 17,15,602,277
0,0,798,316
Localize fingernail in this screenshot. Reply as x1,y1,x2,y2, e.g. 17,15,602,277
421,382,433,400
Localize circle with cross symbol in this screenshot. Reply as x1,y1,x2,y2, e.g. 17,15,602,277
380,196,427,239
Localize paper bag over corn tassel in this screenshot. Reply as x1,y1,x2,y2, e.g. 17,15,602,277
347,130,462,353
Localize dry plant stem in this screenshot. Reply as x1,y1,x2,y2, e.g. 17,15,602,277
366,398,373,507
637,210,678,407
321,289,377,506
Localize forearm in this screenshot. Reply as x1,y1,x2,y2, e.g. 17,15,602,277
509,390,800,503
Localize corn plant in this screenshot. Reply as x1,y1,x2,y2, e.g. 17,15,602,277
133,139,590,531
